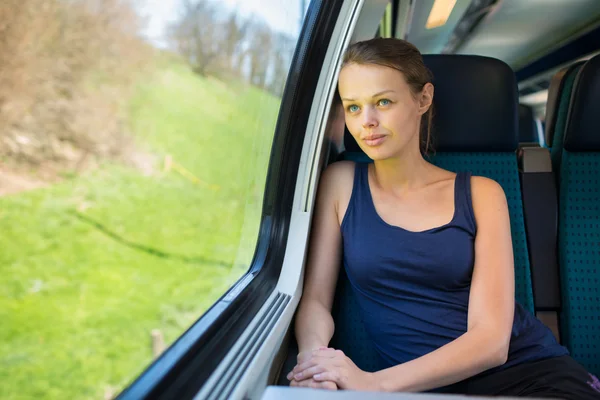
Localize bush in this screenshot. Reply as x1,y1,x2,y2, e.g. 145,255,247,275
0,0,151,176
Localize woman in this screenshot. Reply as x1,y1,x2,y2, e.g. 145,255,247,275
287,38,600,398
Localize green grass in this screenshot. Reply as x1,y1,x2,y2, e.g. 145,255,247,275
0,59,281,399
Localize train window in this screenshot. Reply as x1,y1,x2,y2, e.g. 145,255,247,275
379,1,394,38
0,0,309,398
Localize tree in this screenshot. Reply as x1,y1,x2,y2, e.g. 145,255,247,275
170,0,223,76
267,32,295,96
222,12,249,74
169,0,295,97
246,21,273,88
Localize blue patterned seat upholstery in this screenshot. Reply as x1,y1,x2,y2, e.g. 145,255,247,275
553,54,600,375
330,266,386,372
431,153,534,312
545,62,586,176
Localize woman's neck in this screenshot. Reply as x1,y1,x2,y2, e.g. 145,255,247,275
371,148,432,194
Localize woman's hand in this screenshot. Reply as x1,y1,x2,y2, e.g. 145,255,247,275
288,348,377,391
289,378,338,390
288,347,338,390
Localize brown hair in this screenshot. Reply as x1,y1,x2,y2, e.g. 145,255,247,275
341,38,434,154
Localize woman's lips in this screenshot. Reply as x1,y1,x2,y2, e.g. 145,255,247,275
363,134,386,146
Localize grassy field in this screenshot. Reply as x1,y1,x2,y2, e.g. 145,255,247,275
0,59,281,399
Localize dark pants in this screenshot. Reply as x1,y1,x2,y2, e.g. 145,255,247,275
446,356,600,399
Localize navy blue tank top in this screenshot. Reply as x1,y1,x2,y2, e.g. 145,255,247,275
341,163,568,375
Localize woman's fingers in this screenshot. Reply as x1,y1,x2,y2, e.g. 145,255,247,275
292,364,326,381
287,348,340,381
313,371,339,384
320,381,338,390
290,378,337,390
289,359,318,378
292,357,328,377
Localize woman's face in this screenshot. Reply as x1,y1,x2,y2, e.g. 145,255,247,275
338,63,433,161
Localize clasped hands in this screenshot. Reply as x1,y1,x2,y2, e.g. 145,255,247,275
286,347,377,391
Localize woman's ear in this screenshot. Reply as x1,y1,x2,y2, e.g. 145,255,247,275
418,83,434,115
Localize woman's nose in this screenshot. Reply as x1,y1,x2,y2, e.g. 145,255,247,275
362,108,379,128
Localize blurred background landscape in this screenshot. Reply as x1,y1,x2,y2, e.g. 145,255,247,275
0,0,305,398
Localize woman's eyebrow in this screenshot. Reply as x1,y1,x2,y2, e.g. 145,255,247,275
341,90,395,102
371,90,395,97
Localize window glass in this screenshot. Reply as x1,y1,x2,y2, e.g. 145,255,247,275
379,2,393,38
0,0,310,398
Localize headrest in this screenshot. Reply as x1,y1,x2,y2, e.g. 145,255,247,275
564,54,600,151
518,104,538,143
342,55,519,155
424,55,518,152
544,61,585,147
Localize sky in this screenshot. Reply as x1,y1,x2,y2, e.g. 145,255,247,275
136,0,309,48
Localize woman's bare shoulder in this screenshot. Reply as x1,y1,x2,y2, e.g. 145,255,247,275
470,176,506,201
469,176,508,220
320,160,356,185
318,161,356,222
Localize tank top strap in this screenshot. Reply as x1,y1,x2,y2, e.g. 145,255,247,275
453,171,477,234
341,162,370,230
344,164,477,235
354,162,373,211
354,161,368,188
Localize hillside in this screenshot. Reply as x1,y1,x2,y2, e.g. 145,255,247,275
0,59,280,399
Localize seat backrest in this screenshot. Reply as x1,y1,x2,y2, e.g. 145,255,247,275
556,54,600,375
545,61,586,175
518,104,540,145
331,55,534,372
423,54,533,312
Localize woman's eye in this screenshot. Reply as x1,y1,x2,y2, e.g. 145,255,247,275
378,99,391,106
348,105,359,113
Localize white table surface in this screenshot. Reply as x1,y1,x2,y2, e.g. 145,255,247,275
260,386,551,400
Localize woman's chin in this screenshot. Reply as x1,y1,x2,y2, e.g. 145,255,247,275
363,147,393,161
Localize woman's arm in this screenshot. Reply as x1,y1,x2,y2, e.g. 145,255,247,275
294,163,350,353
289,162,354,389
294,176,515,392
